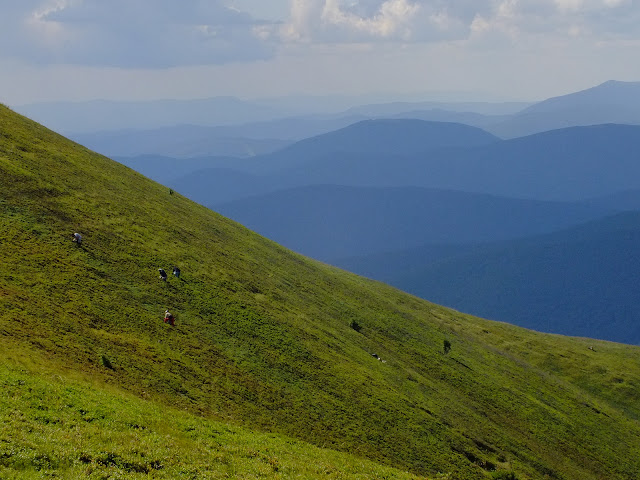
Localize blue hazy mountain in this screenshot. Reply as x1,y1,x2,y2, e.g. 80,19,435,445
344,100,530,116
70,115,368,158
388,109,509,129
114,155,250,185
78,114,503,160
487,80,640,138
171,168,273,207
162,119,504,201
73,125,290,158
219,118,501,176
384,212,640,345
213,185,614,260
248,123,640,202
260,118,499,156
334,188,640,281
162,122,640,207
14,97,295,133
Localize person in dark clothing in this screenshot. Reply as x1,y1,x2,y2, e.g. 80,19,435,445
72,232,82,245
164,309,175,326
172,266,181,278
158,268,167,281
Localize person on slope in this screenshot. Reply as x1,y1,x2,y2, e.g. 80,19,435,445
172,266,181,278
164,309,175,326
72,232,82,245
158,268,168,281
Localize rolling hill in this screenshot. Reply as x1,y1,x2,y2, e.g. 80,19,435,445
2,103,640,479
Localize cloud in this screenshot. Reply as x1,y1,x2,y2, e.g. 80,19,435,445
280,0,640,45
2,0,640,70
0,0,278,67
321,0,420,39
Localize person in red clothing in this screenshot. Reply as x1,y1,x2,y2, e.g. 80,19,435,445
163,309,175,326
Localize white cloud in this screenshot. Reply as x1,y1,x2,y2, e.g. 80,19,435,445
4,0,638,68
321,0,419,38
279,0,640,45
0,0,278,67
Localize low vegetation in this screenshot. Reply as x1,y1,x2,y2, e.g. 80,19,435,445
1,104,640,479
0,357,422,479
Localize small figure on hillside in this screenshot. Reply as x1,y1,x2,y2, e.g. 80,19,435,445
371,353,386,363
158,268,168,281
72,232,82,245
172,266,181,278
164,309,175,326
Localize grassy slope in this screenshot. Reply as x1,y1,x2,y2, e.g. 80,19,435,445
0,356,420,480
1,104,640,479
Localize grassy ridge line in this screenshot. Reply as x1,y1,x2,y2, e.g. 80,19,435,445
1,104,640,479
0,356,423,479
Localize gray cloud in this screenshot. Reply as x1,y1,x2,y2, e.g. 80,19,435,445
0,0,277,68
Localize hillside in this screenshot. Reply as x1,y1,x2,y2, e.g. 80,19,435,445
0,359,421,479
388,212,640,345
2,104,640,479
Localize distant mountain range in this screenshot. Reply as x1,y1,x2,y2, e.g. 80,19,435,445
381,212,640,345
43,80,640,159
14,97,293,134
213,185,615,260
72,125,289,158
164,121,640,204
14,96,526,136
72,110,504,159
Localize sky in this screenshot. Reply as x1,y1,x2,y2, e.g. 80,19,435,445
1,0,639,106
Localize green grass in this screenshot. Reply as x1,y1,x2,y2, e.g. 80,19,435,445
0,357,422,479
1,103,640,479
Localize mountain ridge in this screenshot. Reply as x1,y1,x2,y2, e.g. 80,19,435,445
487,80,640,137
